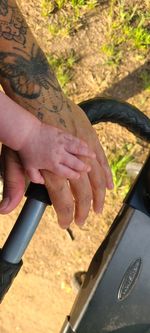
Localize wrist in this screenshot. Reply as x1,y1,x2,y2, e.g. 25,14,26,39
0,92,41,151
16,113,41,153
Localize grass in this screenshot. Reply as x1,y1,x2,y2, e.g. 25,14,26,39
47,50,78,90
109,144,135,197
140,70,150,91
101,0,150,66
42,0,97,13
42,0,150,87
41,0,98,36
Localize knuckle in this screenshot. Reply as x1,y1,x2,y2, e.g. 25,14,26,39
84,193,92,204
58,203,74,225
5,179,18,190
92,179,102,190
62,203,74,216
53,164,59,173
47,183,64,195
70,141,76,151
77,193,92,207
93,179,106,192
51,156,59,169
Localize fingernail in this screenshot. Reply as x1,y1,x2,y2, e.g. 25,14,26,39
59,221,70,229
0,197,10,211
61,225,69,229
75,219,85,227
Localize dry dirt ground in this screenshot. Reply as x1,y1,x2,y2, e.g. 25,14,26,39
0,1,150,332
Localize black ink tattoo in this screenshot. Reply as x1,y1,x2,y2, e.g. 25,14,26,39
37,111,44,121
0,3,27,45
65,99,72,113
0,0,8,16
59,118,67,128
0,44,62,101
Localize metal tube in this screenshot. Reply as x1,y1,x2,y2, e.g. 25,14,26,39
1,198,46,264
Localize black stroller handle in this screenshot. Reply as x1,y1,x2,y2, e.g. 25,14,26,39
0,98,149,305
79,98,150,141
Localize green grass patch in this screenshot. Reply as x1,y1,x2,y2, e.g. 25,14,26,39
101,0,150,66
47,50,78,90
109,144,135,197
41,0,98,36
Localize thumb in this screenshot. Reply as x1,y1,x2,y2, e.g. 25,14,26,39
0,146,25,214
26,168,45,184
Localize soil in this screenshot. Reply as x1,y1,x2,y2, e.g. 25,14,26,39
0,1,149,333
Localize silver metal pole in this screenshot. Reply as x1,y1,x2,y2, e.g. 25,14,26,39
1,198,46,264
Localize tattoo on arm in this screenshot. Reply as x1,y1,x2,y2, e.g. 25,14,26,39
0,2,70,127
0,0,27,45
0,0,8,16
59,118,67,127
0,44,61,99
37,111,44,121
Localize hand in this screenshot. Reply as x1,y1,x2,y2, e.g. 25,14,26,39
0,146,25,214
0,99,113,228
18,122,96,183
41,98,113,228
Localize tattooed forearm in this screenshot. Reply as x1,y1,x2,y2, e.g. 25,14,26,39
0,1,62,102
37,111,44,121
37,111,66,128
59,118,67,127
0,0,27,45
11,92,67,128
0,0,8,16
0,44,62,100
0,0,70,128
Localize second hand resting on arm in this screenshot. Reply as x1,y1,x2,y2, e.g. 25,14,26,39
0,0,113,228
0,91,96,182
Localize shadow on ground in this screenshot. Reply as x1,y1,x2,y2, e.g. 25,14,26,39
101,61,150,100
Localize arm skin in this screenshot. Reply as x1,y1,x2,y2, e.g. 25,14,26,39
0,0,113,228
0,92,39,151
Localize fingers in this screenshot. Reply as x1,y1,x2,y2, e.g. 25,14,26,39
0,146,25,214
42,157,107,229
64,133,96,158
40,138,112,229
70,158,107,226
88,159,106,214
61,153,91,173
26,168,45,184
42,170,74,229
70,173,92,226
95,139,114,190
53,164,80,180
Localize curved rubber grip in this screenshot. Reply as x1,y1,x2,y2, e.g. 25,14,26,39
26,98,150,203
79,98,150,142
